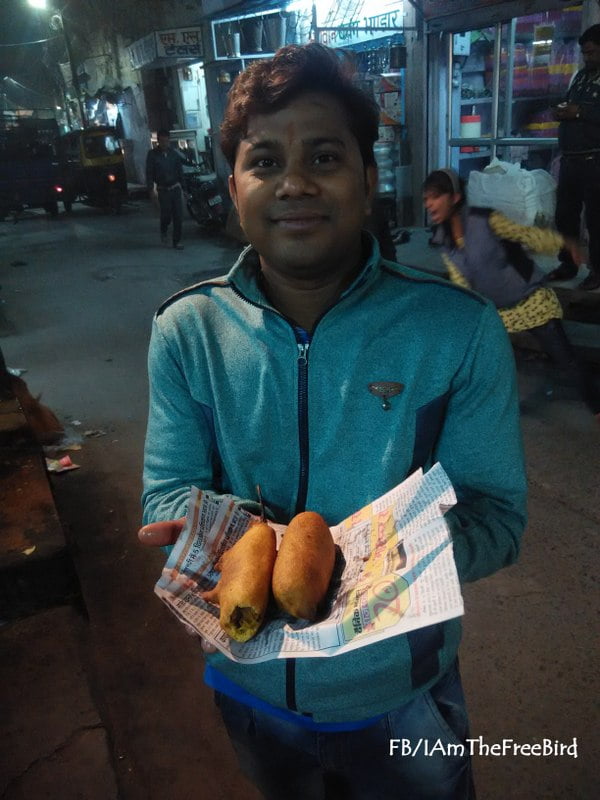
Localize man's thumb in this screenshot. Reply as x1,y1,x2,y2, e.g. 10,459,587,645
138,520,184,547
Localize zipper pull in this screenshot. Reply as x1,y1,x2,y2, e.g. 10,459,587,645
297,342,309,365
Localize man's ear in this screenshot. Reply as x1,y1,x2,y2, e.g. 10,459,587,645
364,164,378,217
228,174,238,211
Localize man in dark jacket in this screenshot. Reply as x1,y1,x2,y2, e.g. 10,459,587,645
146,128,185,249
548,24,600,291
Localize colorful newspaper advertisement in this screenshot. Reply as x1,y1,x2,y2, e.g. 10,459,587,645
154,462,464,664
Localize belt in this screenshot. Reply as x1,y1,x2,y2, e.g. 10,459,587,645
158,182,181,190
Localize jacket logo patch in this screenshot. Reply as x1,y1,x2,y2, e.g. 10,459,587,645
368,381,404,411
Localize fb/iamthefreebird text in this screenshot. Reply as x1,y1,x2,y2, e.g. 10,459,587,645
389,737,578,758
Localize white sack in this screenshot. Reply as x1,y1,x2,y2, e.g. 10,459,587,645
466,157,557,227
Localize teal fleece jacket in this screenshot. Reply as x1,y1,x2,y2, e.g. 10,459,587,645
142,236,527,723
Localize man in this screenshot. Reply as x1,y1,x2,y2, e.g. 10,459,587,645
139,44,526,799
145,128,185,249
548,24,600,291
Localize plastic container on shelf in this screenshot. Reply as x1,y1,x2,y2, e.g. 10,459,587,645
373,142,396,194
460,110,481,153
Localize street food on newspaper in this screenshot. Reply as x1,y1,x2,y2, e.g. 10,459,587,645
272,511,336,621
201,521,277,642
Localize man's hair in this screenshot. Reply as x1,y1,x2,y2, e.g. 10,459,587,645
579,24,600,47
220,43,380,169
423,169,466,201
157,128,170,138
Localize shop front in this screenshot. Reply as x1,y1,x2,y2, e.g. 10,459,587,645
424,0,597,185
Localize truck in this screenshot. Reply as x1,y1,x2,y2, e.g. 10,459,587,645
0,117,64,219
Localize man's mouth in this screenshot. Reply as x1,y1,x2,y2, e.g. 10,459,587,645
271,211,328,230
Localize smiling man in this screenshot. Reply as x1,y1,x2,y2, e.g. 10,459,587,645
139,44,526,799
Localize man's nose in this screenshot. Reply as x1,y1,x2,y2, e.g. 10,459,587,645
275,164,317,198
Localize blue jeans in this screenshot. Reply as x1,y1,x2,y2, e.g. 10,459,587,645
215,661,475,800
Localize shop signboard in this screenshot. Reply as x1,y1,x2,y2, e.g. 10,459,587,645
316,0,404,48
128,28,203,69
421,0,581,30
156,28,203,60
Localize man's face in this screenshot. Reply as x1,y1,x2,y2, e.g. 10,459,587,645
581,40,600,71
423,190,460,225
158,134,170,150
228,92,377,280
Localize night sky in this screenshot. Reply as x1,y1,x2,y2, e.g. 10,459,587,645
0,0,65,106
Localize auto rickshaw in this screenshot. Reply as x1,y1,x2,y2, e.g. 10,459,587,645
57,126,128,213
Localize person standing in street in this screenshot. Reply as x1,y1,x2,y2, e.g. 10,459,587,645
547,24,600,291
145,128,185,250
138,44,527,799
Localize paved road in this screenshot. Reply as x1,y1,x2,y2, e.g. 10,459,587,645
0,201,598,799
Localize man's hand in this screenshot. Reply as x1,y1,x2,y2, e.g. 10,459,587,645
553,103,581,121
563,237,584,267
138,517,185,547
148,185,159,208
138,518,217,653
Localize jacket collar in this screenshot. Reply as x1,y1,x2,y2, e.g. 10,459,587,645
226,231,382,310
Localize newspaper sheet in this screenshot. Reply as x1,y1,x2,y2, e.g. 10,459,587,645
154,462,464,664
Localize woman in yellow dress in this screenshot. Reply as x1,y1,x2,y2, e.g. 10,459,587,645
423,168,599,421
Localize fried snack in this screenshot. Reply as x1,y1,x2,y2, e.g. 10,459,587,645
272,511,335,621
202,521,277,642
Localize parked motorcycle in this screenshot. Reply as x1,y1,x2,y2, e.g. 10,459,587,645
182,161,227,232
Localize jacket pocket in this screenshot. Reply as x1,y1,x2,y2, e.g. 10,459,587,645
409,391,450,475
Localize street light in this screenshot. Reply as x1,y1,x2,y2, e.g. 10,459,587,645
26,0,86,126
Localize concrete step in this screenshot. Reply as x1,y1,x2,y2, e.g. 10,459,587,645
0,394,81,621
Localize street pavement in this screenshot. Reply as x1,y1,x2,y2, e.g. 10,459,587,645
0,200,598,799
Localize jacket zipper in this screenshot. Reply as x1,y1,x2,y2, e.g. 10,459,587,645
285,331,311,713
230,284,313,519
295,332,310,517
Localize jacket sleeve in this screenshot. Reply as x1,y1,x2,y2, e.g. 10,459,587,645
141,317,262,525
435,301,527,583
145,149,155,191
488,210,564,254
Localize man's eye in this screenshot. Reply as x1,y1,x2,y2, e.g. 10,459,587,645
251,157,277,169
313,152,339,166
